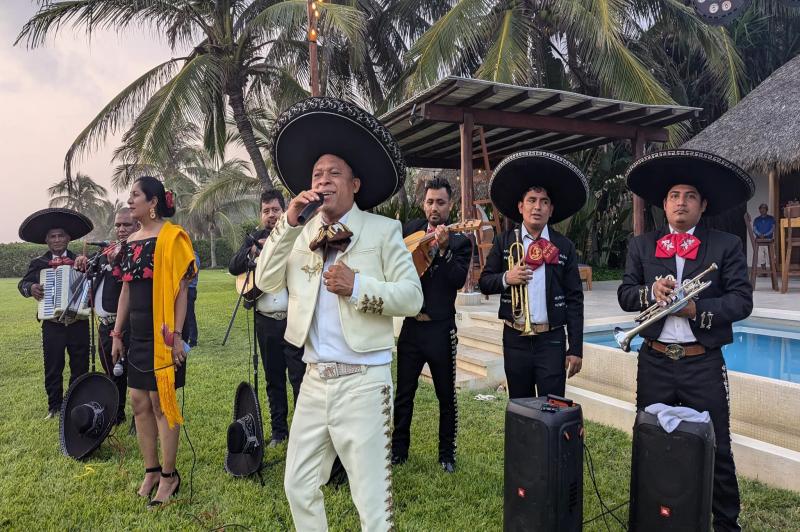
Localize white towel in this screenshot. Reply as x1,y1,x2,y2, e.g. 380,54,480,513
644,403,711,433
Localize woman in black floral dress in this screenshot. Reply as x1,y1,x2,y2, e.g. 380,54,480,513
110,176,195,508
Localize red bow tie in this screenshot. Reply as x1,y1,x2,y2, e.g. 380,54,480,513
524,238,559,270
656,233,701,260
48,256,74,268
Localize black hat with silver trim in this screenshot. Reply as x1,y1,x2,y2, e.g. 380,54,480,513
60,372,119,460
489,150,589,224
225,382,265,477
270,97,406,210
625,149,755,215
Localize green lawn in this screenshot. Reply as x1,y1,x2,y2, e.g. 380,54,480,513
1,271,798,531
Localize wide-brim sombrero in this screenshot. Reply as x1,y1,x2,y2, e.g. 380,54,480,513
489,151,589,224
270,97,406,210
60,372,119,460
224,381,264,477
625,149,754,215
19,208,93,244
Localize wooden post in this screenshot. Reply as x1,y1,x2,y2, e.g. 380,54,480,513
308,0,320,96
461,113,475,292
460,113,475,221
632,131,646,236
769,167,780,272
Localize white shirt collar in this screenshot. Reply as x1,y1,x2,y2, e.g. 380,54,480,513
321,205,354,225
669,225,696,236
521,224,549,241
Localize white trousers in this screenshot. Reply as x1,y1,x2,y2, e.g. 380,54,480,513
284,363,394,532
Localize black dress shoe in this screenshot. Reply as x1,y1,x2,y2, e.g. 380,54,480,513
440,460,456,474
391,454,407,466
268,436,287,448
326,457,348,488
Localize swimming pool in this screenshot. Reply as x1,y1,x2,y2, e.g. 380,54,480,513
584,318,800,383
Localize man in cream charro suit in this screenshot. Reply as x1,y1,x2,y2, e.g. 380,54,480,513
256,97,422,532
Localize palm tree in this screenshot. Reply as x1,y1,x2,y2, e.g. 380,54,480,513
16,0,365,188
402,0,746,128
183,150,261,268
48,173,115,239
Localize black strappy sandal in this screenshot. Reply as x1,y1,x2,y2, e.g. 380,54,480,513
146,470,181,509
138,465,161,499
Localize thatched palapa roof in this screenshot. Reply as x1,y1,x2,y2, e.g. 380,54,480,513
684,54,800,175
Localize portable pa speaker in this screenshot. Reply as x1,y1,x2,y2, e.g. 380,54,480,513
629,410,715,531
504,396,583,532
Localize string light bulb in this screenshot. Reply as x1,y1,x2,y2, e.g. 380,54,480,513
309,28,318,41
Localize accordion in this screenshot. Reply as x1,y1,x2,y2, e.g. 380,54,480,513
37,265,91,323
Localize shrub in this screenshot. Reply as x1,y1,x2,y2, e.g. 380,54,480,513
193,238,235,269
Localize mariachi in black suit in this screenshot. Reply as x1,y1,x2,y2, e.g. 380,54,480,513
618,224,752,532
92,253,128,422
18,250,89,414
392,218,471,464
479,225,583,399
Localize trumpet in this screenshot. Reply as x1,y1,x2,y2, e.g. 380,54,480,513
508,229,533,336
613,262,718,352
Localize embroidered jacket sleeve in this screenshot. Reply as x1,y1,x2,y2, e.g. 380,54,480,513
618,236,653,312
693,236,752,330
18,256,44,297
431,233,471,289
478,233,507,295
354,220,423,317
255,214,302,294
561,240,584,358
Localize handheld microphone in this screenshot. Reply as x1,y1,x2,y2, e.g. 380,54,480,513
88,241,111,247
113,357,125,377
297,192,332,225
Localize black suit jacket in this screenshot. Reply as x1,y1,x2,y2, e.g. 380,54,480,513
18,250,78,298
478,226,584,357
229,228,268,276
403,219,471,321
617,225,753,349
93,254,122,314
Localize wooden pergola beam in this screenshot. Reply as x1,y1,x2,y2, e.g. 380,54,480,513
419,103,669,143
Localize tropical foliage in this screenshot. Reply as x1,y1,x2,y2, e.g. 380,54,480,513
47,173,115,240
16,0,365,187
17,0,800,267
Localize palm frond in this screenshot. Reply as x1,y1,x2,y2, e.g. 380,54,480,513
475,7,532,84
64,57,183,178
121,53,226,170
404,0,492,93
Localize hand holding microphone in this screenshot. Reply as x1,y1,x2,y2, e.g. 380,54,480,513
286,191,332,226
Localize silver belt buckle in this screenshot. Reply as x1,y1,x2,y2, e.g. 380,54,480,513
317,362,339,379
665,344,685,360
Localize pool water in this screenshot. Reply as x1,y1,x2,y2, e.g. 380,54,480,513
585,320,800,383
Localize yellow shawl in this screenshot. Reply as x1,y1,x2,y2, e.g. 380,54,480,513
153,221,197,428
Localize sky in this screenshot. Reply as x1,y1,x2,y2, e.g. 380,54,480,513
0,1,185,243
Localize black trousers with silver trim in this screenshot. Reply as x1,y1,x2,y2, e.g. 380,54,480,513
392,317,458,462
636,343,740,532
41,319,89,411
255,312,305,439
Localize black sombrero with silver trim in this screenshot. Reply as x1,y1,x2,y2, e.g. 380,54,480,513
225,381,265,477
489,150,589,224
60,372,119,460
19,208,93,244
270,97,406,210
625,149,755,215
